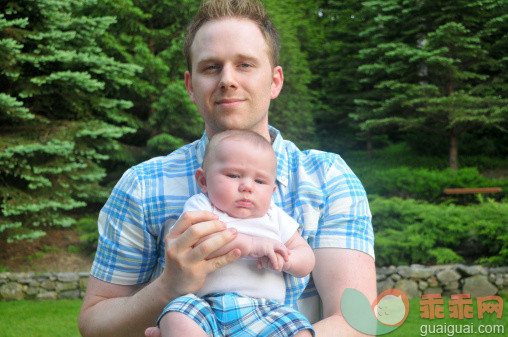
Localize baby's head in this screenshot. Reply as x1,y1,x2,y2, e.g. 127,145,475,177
196,130,277,219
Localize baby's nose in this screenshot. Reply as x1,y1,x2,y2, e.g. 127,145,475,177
239,179,253,192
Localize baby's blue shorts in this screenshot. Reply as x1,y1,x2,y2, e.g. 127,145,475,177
158,292,314,337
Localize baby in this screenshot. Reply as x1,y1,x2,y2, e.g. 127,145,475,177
158,130,315,337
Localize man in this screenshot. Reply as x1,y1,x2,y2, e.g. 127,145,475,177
78,1,376,336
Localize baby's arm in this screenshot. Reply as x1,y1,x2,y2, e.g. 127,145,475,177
200,233,289,270
281,231,315,278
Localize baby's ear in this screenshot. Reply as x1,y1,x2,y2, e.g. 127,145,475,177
195,168,208,193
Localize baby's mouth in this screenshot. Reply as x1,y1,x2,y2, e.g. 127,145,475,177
236,199,253,207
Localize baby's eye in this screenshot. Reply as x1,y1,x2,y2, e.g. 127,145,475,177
255,179,265,184
227,174,239,178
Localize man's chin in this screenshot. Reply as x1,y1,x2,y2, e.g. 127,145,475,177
213,121,252,133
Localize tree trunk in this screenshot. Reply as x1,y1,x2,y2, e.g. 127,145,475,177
449,131,459,170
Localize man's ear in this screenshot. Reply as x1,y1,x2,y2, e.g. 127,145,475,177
185,71,196,103
270,66,284,99
195,168,208,193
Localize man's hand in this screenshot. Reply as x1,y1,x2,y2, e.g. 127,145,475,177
79,210,241,337
159,211,242,297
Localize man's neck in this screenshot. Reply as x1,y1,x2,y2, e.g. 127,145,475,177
206,126,271,143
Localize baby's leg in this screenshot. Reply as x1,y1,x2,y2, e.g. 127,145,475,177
159,312,207,337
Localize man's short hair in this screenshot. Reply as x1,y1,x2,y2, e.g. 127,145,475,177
202,130,277,178
184,0,280,71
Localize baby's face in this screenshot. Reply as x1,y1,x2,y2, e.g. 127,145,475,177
203,139,277,219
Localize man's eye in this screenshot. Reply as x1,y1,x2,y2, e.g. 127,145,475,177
240,63,251,68
204,65,219,71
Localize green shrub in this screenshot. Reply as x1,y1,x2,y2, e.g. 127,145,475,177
75,213,99,251
358,167,506,203
371,196,508,266
345,142,508,172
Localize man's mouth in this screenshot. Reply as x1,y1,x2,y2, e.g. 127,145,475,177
216,98,244,107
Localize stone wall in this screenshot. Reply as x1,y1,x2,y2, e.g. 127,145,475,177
377,264,508,298
0,272,89,301
1,264,507,301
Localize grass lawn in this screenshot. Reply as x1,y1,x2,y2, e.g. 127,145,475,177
0,295,505,336
0,299,82,337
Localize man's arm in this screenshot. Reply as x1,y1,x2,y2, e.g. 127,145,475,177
78,277,169,337
78,211,241,337
312,248,377,337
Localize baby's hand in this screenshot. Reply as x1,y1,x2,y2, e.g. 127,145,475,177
257,253,292,272
249,237,289,272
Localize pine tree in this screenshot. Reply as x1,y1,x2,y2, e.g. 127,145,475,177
264,0,318,149
311,0,375,154
0,0,138,242
356,0,507,169
84,0,204,171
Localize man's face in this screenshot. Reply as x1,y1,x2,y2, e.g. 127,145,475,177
185,18,283,139
197,139,277,219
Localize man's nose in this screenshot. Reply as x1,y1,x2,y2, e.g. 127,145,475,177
219,65,237,90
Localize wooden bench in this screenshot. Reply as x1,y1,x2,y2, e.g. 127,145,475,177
444,187,502,195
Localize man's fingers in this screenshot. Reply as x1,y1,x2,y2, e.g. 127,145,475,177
188,227,238,262
204,247,241,273
175,219,227,252
167,211,219,238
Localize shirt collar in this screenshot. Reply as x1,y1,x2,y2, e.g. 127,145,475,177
194,126,289,187
269,126,289,187
195,131,209,167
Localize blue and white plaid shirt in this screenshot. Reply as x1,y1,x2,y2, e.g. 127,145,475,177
91,126,374,308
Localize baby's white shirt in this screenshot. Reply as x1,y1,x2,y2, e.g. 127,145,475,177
182,193,300,302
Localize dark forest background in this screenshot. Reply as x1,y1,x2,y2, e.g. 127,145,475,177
1,0,506,266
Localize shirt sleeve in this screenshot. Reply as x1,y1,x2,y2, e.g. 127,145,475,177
91,168,158,285
312,156,375,259
271,202,300,243
183,193,213,213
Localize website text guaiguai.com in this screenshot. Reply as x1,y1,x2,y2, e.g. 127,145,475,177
419,323,505,336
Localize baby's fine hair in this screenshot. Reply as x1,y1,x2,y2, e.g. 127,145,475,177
202,130,276,172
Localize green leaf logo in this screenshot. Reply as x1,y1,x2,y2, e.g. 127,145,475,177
341,288,409,335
